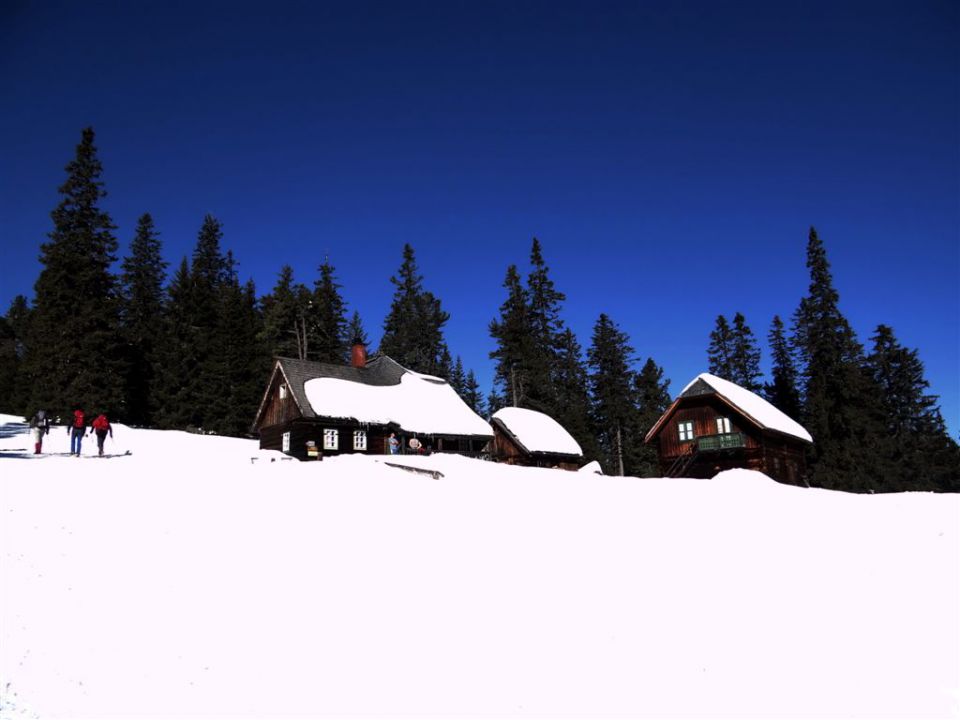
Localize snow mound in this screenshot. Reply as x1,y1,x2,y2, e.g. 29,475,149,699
578,460,603,474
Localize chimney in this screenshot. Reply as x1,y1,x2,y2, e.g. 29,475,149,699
350,340,367,368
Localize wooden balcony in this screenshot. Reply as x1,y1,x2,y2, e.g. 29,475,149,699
697,432,746,452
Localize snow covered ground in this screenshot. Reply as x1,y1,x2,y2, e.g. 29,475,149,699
1,413,957,719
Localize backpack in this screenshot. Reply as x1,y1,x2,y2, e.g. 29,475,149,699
73,410,85,428
93,415,109,431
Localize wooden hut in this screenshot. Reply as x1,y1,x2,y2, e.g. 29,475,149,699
644,373,812,484
490,407,583,471
252,345,493,461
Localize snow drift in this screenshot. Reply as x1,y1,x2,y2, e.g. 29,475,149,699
0,414,957,719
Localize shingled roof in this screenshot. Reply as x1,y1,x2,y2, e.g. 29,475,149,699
254,353,492,438
274,355,405,419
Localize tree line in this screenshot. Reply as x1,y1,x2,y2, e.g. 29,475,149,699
701,227,958,492
0,128,956,491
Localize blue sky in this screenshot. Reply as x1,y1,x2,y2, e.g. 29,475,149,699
1,0,957,434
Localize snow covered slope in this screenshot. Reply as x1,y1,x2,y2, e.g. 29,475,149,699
1,414,957,718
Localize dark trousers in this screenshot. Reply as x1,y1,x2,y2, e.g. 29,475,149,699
70,428,84,455
95,430,108,456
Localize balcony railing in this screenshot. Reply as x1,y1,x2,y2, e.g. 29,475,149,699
697,432,746,452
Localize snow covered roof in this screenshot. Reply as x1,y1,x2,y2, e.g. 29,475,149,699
646,373,812,443
491,407,583,457
302,366,492,438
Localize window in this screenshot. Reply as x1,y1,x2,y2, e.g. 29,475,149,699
323,428,339,450
716,417,732,434
279,384,287,400
678,421,695,442
353,430,367,451
282,431,291,453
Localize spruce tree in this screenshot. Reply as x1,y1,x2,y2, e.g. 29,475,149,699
119,213,167,426
379,244,451,375
347,311,368,346
0,296,30,414
587,314,639,476
525,238,565,415
866,325,959,491
450,356,467,397
764,315,802,420
791,227,886,491
489,264,535,407
707,315,734,380
260,266,310,359
188,215,230,427
635,357,671,476
553,328,599,463
206,258,266,436
312,259,349,363
22,127,125,419
729,312,763,392
154,258,197,428
463,370,485,416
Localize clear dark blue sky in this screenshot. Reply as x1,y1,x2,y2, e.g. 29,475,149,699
1,0,957,434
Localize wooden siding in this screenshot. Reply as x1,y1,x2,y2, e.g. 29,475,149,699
657,397,761,460
651,395,809,483
491,425,579,471
257,371,302,430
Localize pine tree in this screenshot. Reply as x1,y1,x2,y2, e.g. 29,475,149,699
553,328,599,463
486,388,506,416
525,238,565,414
379,244,451,375
206,257,266,436
119,213,167,426
21,127,125,419
489,265,535,407
707,315,734,380
463,370,485,416
866,325,960,491
729,312,763,392
311,259,349,363
791,227,886,491
587,314,639,476
188,215,231,427
154,258,198,428
260,266,310,359
450,356,467,397
0,296,30,414
346,310,368,347
764,315,802,420
634,357,671,476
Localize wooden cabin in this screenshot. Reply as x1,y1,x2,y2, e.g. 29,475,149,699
644,373,812,484
490,407,583,471
252,345,493,461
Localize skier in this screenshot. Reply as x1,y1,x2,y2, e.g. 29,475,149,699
387,432,400,455
90,413,113,457
69,407,86,456
28,409,51,454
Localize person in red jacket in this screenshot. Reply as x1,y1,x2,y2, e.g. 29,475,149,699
69,407,86,456
89,413,113,457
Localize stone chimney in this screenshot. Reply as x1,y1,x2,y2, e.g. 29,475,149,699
350,340,367,368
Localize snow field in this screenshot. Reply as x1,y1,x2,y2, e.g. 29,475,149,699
1,416,957,718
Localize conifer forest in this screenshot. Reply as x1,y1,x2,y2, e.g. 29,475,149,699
1,128,956,492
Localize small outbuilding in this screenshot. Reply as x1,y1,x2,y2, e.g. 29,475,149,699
490,406,583,471
644,373,812,484
253,344,493,460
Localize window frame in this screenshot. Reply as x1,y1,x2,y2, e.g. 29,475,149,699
323,428,339,451
678,420,695,442
716,416,732,434
353,429,368,451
